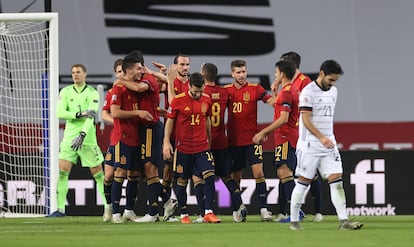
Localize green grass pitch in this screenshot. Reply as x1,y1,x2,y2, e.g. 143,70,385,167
1,215,413,247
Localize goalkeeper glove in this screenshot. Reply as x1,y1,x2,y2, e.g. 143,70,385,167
75,110,96,119
71,131,86,151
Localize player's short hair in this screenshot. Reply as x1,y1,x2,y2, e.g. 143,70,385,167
320,60,344,76
126,50,144,65
230,59,246,71
113,58,123,72
280,51,301,69
71,63,86,72
202,63,218,83
189,72,205,88
122,51,143,73
275,60,296,80
173,53,190,64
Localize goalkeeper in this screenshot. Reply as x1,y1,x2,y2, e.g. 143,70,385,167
47,64,106,217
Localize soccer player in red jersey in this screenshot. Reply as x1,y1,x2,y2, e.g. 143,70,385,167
163,72,221,224
109,53,153,223
280,51,324,222
101,58,123,222
202,63,247,222
225,59,274,221
253,60,299,222
120,52,177,222
166,55,208,223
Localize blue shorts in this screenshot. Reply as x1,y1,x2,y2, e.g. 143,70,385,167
230,144,264,172
104,145,115,167
113,141,142,171
140,121,163,168
173,150,215,180
273,141,297,171
211,148,232,177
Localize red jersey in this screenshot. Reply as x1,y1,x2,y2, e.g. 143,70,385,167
292,72,311,92
168,77,190,139
225,82,271,146
163,77,189,112
174,77,189,95
203,84,229,150
102,88,113,112
137,74,160,125
110,84,140,146
273,84,299,146
167,91,212,154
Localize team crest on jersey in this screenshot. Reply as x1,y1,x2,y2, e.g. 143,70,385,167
211,93,220,99
201,103,207,114
176,164,183,173
120,155,127,165
243,91,250,102
105,152,112,161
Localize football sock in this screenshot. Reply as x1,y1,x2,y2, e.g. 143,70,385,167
174,180,188,215
311,177,323,213
93,171,107,207
111,178,123,214
161,180,172,203
281,176,295,214
278,183,287,214
290,181,308,222
126,177,138,210
203,171,216,211
194,181,205,216
56,170,69,212
329,178,348,220
104,180,112,205
224,177,243,210
147,176,161,216
256,177,268,209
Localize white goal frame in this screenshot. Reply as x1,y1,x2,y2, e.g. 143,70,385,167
0,12,59,217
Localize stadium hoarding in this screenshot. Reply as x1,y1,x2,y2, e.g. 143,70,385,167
93,122,414,153
2,150,410,216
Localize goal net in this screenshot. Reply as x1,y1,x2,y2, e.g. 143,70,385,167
0,13,59,217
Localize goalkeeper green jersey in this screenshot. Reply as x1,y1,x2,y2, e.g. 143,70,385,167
57,84,99,145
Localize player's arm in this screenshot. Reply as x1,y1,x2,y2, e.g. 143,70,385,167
145,66,167,83
252,111,288,144
206,116,212,146
56,89,81,120
265,95,275,106
56,90,72,120
80,90,100,135
301,110,334,149
152,61,167,74
163,118,175,160
102,109,113,124
122,79,149,93
110,104,153,121
102,91,113,124
166,64,177,104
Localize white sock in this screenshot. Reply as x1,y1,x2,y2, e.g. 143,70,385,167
329,180,348,220
290,182,308,222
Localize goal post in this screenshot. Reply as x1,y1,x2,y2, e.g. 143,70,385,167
0,12,59,217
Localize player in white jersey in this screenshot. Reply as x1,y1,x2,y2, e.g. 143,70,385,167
289,60,363,231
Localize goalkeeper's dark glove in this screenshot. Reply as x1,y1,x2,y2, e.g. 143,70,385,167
71,131,86,151
75,110,96,119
